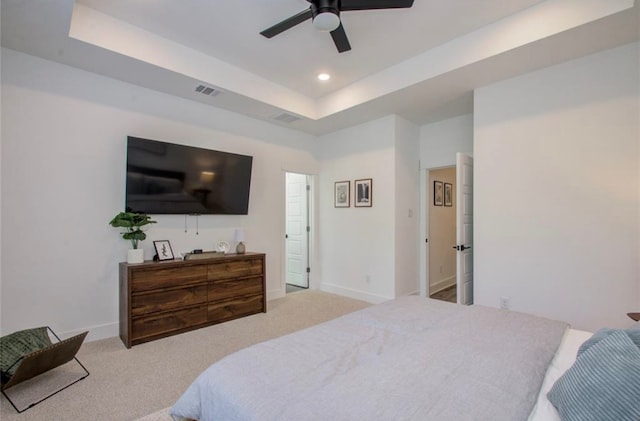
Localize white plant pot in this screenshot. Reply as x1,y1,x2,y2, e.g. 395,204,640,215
127,249,144,264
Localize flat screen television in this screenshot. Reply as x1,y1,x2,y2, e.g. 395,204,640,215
125,136,253,215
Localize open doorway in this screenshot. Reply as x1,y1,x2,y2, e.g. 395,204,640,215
421,153,474,305
285,172,311,294
427,167,457,303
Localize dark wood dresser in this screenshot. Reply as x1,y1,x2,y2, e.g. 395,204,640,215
119,252,266,348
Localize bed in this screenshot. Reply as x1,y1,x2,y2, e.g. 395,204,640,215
170,296,640,421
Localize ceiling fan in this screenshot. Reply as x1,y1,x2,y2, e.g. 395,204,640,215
260,0,415,53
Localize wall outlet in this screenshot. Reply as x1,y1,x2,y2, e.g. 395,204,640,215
500,297,510,310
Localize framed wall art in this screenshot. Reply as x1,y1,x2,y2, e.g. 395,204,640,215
434,181,443,206
153,240,174,261
354,178,372,207
335,181,350,208
444,183,452,207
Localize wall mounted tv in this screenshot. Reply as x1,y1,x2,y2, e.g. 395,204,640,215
125,136,253,215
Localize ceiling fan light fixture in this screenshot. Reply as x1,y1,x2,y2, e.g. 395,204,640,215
260,0,414,53
312,11,340,31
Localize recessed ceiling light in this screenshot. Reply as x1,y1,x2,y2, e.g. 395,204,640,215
318,73,331,81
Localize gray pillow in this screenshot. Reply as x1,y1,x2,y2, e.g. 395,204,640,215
547,330,640,421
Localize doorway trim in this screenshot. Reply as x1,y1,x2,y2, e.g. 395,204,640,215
419,168,430,298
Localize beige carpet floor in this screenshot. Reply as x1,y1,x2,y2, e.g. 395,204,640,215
0,290,369,421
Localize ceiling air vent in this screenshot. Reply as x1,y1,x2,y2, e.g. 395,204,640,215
194,84,222,97
272,112,300,124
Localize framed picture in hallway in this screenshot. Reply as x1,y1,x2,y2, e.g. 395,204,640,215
434,181,443,206
444,183,452,207
354,178,372,207
335,181,350,208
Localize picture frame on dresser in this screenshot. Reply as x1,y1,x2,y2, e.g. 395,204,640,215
153,240,174,261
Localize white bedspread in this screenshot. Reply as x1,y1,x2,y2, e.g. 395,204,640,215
171,296,568,421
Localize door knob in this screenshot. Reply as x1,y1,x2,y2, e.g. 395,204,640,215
453,245,471,251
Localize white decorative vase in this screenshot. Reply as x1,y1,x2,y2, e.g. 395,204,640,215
127,249,144,264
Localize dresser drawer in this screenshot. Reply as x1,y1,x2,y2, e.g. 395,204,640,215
131,285,207,316
208,277,263,301
131,265,207,292
207,259,263,281
208,294,264,322
131,306,208,341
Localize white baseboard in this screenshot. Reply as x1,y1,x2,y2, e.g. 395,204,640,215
267,287,286,301
60,322,119,343
320,283,391,304
430,276,456,296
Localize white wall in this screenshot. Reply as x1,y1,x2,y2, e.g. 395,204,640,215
316,116,397,302
315,115,420,302
420,114,473,169
394,116,420,296
1,48,316,340
474,42,639,331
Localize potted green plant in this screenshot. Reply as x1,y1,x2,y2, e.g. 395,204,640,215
109,211,157,263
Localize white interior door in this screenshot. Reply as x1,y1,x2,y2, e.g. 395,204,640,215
285,172,309,288
456,153,474,305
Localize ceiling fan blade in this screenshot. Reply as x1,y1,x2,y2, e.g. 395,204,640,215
260,8,313,38
340,0,414,11
330,23,351,53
